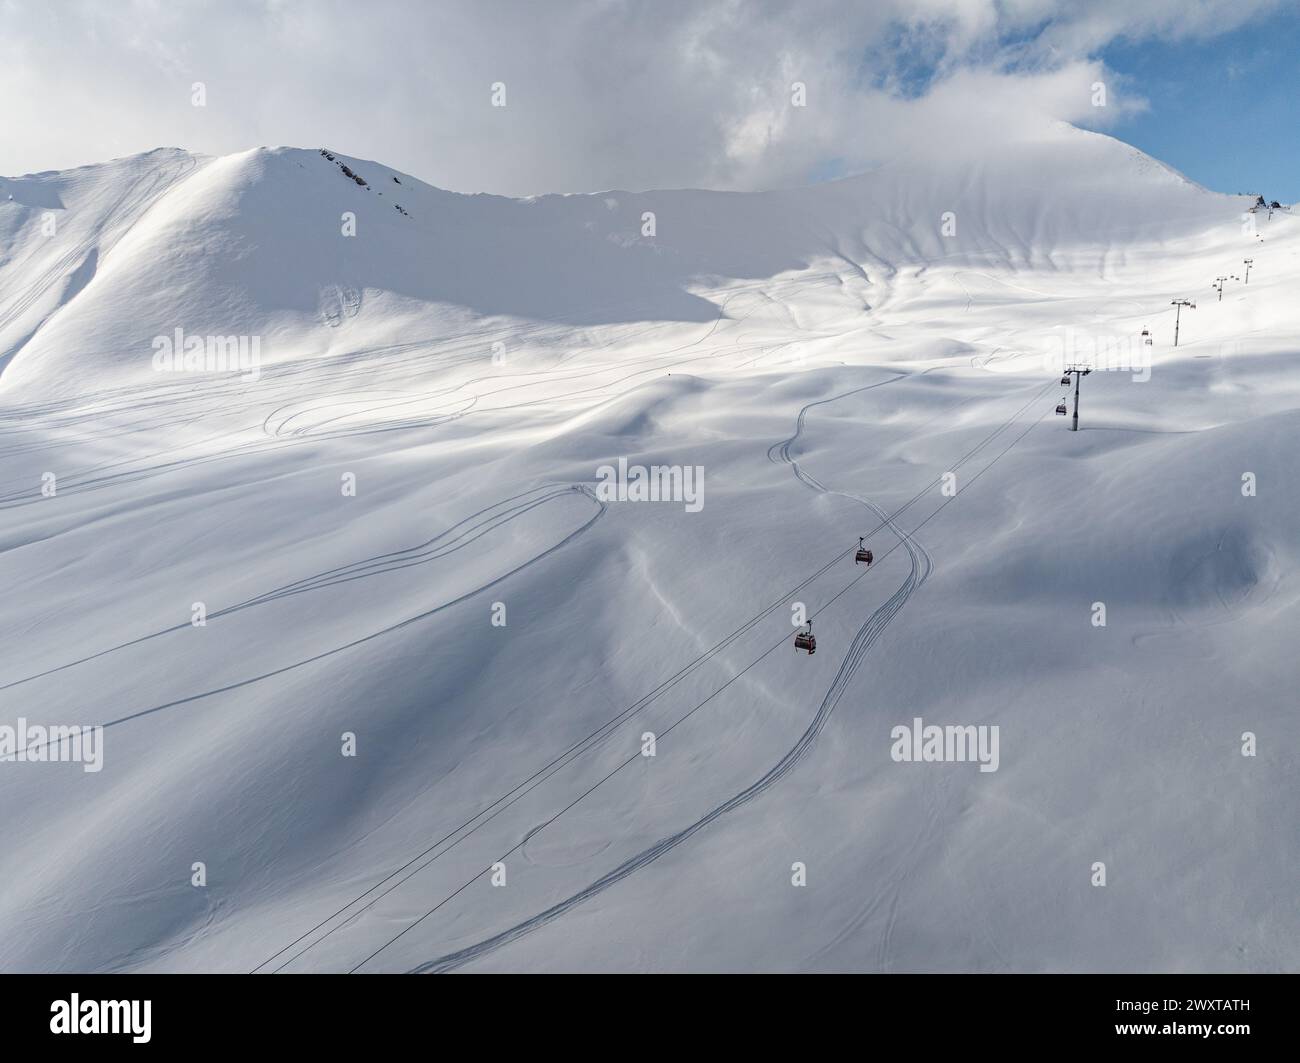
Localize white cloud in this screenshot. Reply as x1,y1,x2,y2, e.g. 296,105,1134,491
0,0,1282,194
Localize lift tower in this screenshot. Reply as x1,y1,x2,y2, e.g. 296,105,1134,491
1171,299,1196,346
1061,365,1091,432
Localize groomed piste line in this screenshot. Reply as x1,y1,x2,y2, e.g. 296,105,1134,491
252,374,1054,973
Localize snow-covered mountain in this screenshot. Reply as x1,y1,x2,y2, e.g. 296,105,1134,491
0,122,1295,972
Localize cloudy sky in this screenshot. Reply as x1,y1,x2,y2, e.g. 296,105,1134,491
2,0,1295,198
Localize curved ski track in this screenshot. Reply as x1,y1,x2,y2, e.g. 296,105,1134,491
408,377,931,973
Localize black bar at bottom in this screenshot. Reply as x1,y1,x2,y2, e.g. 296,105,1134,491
1,972,1292,1050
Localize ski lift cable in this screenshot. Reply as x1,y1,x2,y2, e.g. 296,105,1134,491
418,410,1055,974
256,377,1056,973
345,404,1053,974
257,376,1057,973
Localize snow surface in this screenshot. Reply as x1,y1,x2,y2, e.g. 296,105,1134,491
0,123,1295,972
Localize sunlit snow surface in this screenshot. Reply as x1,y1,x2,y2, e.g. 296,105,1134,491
0,125,1295,972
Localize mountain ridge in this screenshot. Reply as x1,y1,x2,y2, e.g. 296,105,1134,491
0,124,1263,397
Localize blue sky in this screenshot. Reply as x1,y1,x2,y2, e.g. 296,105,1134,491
1100,9,1300,201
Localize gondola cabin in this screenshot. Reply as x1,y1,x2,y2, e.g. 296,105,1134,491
1055,402,1068,415
855,536,873,565
794,622,816,654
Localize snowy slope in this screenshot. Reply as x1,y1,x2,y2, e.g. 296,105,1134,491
0,123,1295,973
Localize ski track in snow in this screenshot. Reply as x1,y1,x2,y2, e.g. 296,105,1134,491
1,484,601,699
31,486,607,737
260,375,1052,974
0,153,200,363
0,292,770,508
405,376,934,973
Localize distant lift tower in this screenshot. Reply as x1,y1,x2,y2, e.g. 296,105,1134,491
1243,258,1254,284
1213,276,1229,301
1060,365,1091,432
1171,299,1196,346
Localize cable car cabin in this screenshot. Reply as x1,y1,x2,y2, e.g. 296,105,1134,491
855,537,873,565
794,623,816,654
1060,375,1071,386
1055,402,1068,415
